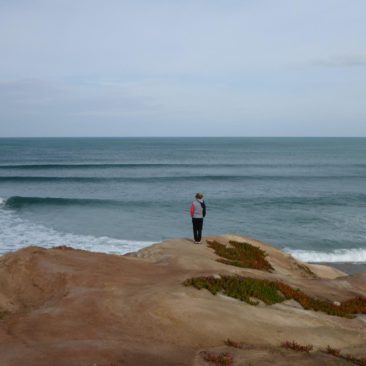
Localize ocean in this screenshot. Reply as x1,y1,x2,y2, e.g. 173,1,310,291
0,137,365,263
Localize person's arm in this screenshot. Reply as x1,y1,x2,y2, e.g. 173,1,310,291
190,203,195,218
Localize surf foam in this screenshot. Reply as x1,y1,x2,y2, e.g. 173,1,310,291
0,204,155,255
285,248,366,263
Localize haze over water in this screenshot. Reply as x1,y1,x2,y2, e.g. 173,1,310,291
0,137,365,262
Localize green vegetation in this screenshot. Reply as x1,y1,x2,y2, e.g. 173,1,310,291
276,282,366,317
207,240,274,272
184,275,366,317
184,275,285,305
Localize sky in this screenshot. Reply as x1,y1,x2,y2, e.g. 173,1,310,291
0,0,365,137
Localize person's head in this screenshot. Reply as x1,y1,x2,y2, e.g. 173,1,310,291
195,192,204,200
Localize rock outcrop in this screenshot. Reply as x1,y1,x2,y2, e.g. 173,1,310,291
0,235,365,366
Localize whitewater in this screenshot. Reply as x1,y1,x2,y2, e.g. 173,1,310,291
0,197,154,255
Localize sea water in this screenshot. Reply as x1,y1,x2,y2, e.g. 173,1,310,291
0,137,365,262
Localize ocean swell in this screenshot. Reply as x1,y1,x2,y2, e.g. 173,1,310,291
4,193,366,211
5,196,117,209
1,175,366,184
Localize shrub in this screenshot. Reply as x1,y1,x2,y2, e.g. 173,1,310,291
207,240,274,272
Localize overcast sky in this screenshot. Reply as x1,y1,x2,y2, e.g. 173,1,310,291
0,0,365,137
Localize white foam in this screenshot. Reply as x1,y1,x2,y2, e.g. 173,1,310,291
0,206,155,255
0,197,5,206
285,248,366,263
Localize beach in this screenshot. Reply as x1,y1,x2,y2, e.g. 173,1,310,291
0,235,365,366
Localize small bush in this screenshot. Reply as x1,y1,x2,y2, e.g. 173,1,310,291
207,240,274,272
281,340,313,353
201,351,234,366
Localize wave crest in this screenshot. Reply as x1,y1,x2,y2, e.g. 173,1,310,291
4,193,366,210
4,196,117,209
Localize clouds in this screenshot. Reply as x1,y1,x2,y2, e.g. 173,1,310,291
0,0,366,136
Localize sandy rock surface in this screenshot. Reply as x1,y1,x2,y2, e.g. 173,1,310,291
0,235,365,366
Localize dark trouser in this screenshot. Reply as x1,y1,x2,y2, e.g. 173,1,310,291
192,218,203,242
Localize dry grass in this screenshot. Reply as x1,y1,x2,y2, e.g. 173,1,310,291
324,346,341,357
184,275,366,317
207,240,274,272
323,346,366,366
281,340,313,353
200,351,234,366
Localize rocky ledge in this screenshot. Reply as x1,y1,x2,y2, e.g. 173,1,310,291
0,235,365,366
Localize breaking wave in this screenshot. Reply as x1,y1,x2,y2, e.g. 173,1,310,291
0,197,154,255
286,248,366,263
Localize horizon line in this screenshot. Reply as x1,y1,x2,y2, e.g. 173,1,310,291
1,136,366,139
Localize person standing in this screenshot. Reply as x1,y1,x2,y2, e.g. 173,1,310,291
190,193,206,244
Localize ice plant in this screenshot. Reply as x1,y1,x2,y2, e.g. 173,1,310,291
184,275,366,317
207,240,274,271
